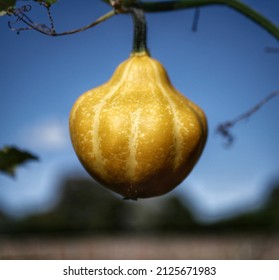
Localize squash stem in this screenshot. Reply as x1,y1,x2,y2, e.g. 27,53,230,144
129,7,149,54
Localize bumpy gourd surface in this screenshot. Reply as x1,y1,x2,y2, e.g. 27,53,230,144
69,52,207,199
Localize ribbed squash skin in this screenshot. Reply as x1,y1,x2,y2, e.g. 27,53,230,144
69,52,207,199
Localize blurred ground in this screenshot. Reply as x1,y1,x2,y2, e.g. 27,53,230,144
0,176,279,260
1,234,279,259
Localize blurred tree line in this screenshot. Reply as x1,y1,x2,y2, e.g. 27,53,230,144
0,176,279,236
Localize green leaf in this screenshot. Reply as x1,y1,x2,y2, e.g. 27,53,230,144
0,146,39,177
0,0,16,16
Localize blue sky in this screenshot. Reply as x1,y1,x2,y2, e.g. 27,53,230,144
0,0,278,221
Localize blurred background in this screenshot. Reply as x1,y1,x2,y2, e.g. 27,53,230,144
0,0,278,259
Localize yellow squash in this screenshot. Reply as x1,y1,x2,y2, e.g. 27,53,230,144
69,51,207,199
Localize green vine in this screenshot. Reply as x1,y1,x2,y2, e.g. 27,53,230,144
141,0,279,41
102,0,279,41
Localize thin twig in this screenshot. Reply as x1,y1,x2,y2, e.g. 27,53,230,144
9,8,116,36
9,5,53,35
192,8,200,32
46,6,55,34
217,90,279,146
265,47,279,53
53,9,116,36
